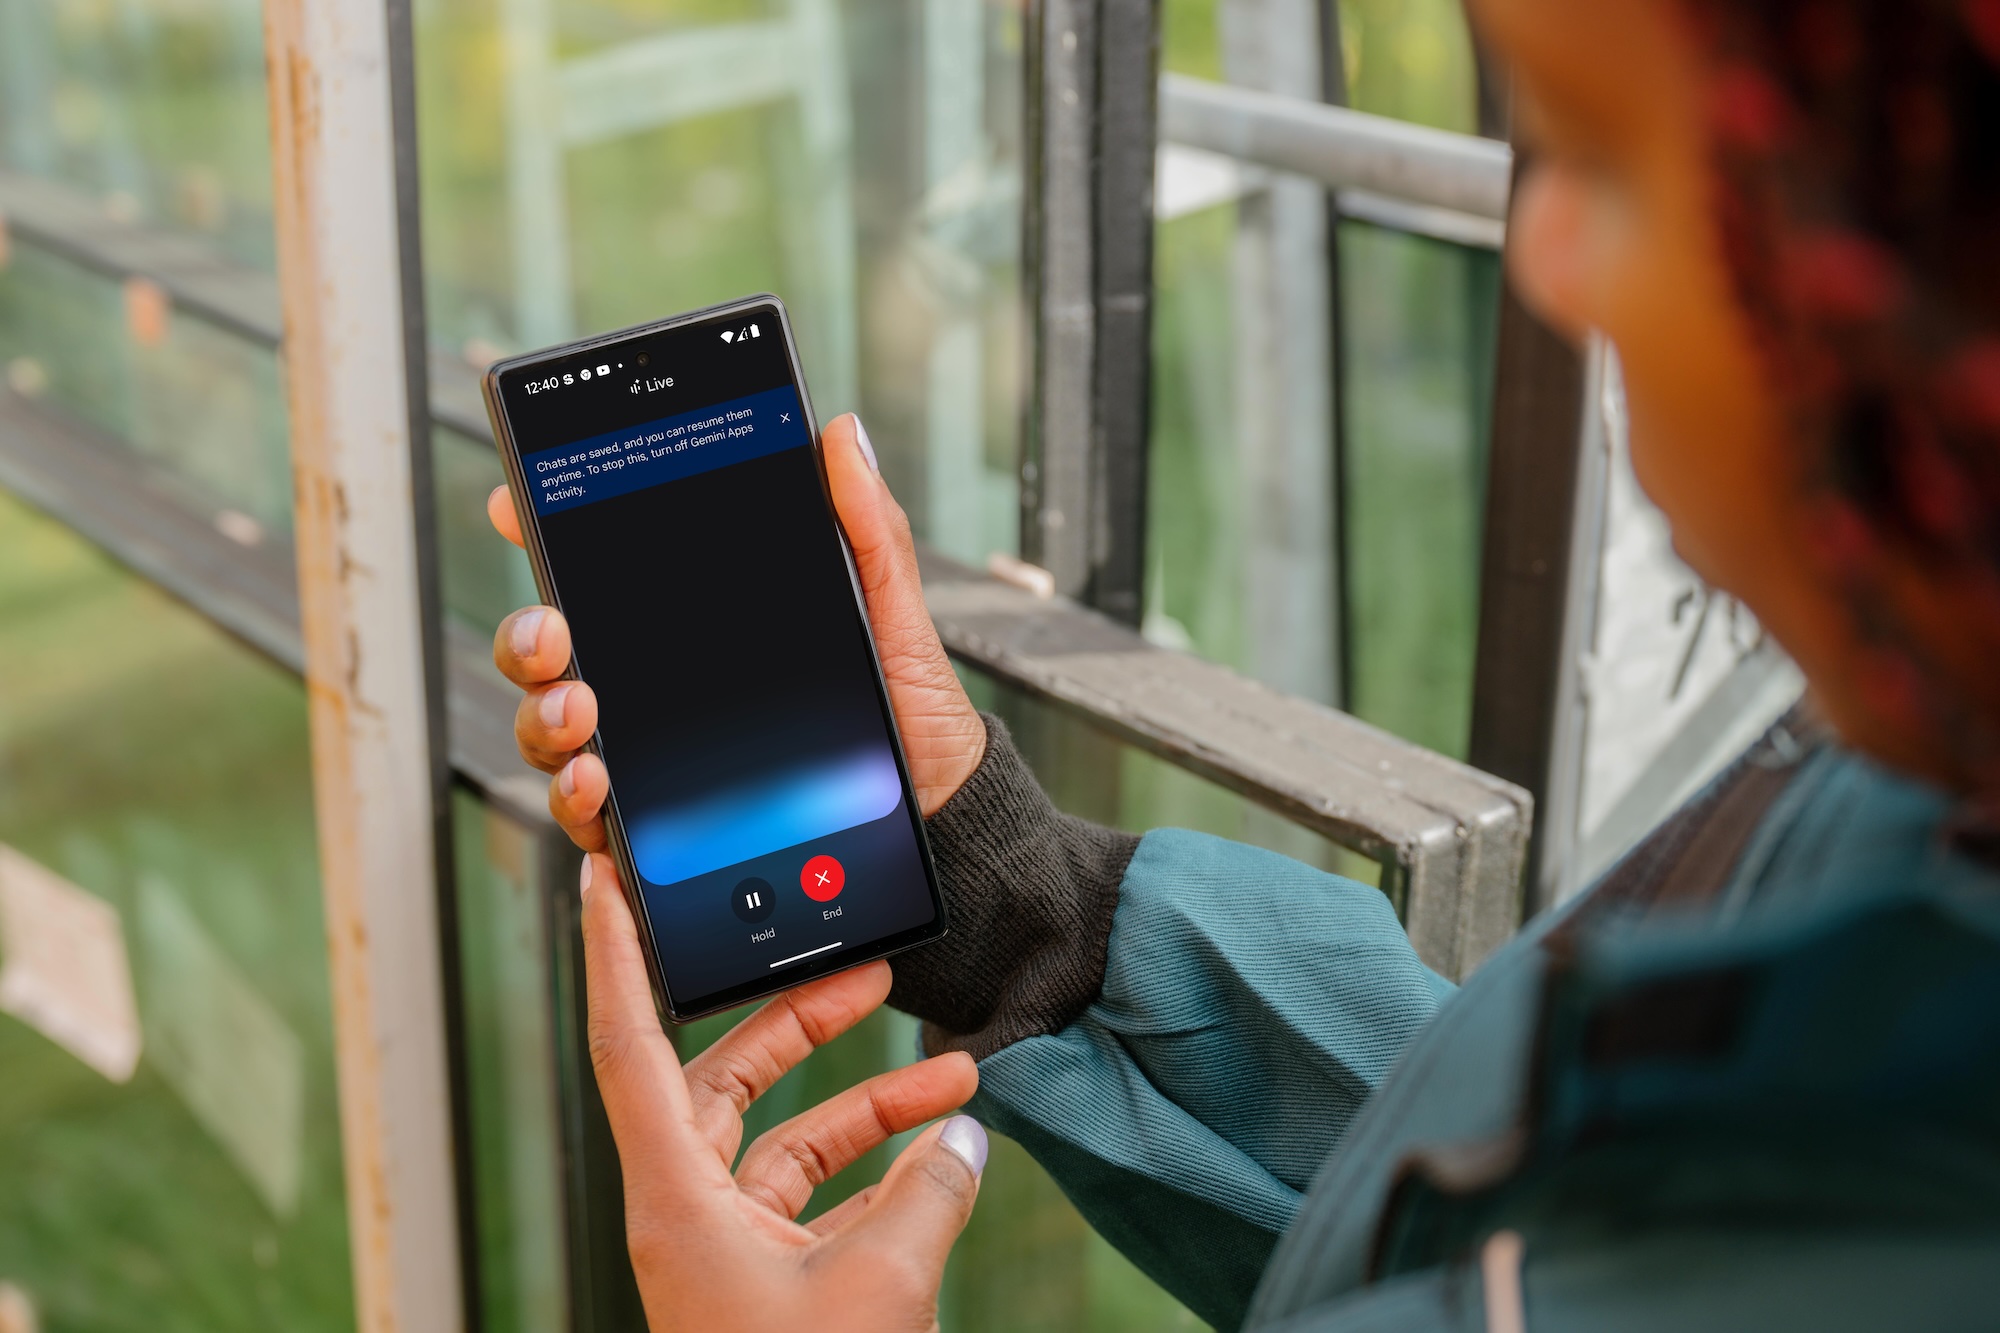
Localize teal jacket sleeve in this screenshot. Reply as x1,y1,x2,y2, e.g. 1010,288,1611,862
970,830,1451,1332
887,718,1452,1331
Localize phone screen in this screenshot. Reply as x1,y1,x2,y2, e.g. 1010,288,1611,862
490,300,943,1016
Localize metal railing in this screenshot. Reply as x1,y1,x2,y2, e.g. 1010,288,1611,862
1158,74,1511,220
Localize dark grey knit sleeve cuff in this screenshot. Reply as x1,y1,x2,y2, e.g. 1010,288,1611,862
885,713,1140,1061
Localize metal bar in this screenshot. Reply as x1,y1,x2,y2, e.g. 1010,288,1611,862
0,388,302,668
1022,0,1158,626
1218,0,1343,707
1158,73,1513,221
1151,149,1504,250
382,1,486,1315
919,548,1531,976
1320,0,1353,709
260,5,466,1328
1022,0,1098,602
1089,0,1159,627
0,167,282,348
0,388,548,827
537,826,646,1333
1466,155,1594,918
1511,336,1608,912
1336,188,1503,251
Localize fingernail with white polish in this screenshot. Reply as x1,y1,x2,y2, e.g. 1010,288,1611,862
938,1115,988,1177
539,682,572,729
579,855,593,900
511,608,547,658
558,756,579,798
854,417,880,473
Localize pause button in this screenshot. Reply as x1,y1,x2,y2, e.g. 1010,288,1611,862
731,876,776,924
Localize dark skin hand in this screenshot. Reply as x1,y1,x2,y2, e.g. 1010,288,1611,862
568,873,988,1333
489,412,994,1331
488,413,987,847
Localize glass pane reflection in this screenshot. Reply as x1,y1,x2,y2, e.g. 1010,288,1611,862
0,491,354,1330
1148,0,1500,759
415,0,1026,567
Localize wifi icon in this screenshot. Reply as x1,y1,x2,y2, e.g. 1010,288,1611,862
720,330,735,343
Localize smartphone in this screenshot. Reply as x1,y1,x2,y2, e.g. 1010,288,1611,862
483,296,948,1021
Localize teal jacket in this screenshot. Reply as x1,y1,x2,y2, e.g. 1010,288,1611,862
903,720,2000,1331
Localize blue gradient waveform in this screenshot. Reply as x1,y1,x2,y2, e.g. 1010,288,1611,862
628,748,904,886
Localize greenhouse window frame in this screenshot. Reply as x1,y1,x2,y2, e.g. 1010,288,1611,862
0,0,1569,1324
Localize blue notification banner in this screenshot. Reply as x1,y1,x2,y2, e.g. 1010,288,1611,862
520,385,809,516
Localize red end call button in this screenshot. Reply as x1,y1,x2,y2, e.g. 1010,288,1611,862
800,854,845,902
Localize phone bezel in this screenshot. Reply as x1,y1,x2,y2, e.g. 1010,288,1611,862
481,294,949,1022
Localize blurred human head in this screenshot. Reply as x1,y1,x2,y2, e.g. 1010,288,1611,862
1471,0,2000,800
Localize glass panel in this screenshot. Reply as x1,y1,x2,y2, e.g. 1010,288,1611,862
0,490,353,1329
0,0,274,269
0,0,292,534
1148,0,1501,760
413,0,1027,568
453,793,568,1333
1338,225,1499,760
1334,0,1479,133
0,246,293,536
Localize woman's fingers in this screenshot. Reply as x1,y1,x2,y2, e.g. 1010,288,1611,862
820,415,985,814
682,962,893,1159
498,607,596,774
549,754,610,851
578,854,704,1185
513,679,599,773
825,1116,986,1289
494,607,609,841
489,485,526,549
493,606,572,687
733,1053,977,1220
803,1183,877,1237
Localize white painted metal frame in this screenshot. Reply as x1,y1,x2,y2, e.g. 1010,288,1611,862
261,1,465,1329
1158,73,1514,220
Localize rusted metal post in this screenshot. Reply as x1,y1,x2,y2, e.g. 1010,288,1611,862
261,2,467,1330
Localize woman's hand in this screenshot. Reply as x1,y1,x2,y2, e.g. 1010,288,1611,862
488,413,988,853
577,851,985,1332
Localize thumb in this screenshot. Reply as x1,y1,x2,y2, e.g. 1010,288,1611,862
831,1115,986,1285
820,414,985,814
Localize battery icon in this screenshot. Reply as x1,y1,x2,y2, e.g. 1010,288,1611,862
750,324,760,338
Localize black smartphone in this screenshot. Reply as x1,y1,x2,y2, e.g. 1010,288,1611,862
483,295,948,1021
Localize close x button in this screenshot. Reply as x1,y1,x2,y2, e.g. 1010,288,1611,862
800,854,844,902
